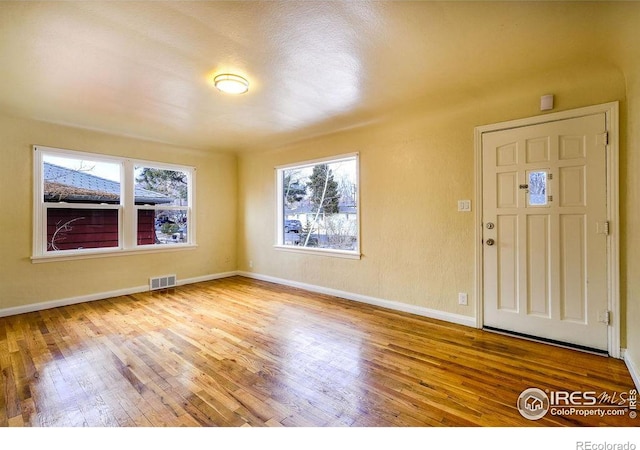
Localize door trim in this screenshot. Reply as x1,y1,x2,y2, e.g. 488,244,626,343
473,102,620,358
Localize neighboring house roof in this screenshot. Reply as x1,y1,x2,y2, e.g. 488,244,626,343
44,162,172,204
284,203,357,215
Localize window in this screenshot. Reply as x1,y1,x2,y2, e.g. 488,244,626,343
276,154,359,258
33,146,195,260
134,165,190,245
42,154,122,252
527,170,549,207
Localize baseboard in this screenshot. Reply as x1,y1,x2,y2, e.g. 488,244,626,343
237,271,476,328
176,271,239,286
0,271,239,318
0,284,148,318
1,269,474,328
622,349,640,391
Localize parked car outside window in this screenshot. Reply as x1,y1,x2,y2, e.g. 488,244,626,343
284,219,302,233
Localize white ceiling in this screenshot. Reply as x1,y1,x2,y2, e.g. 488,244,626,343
0,1,616,152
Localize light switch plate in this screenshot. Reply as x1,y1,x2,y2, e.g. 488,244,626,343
458,200,471,212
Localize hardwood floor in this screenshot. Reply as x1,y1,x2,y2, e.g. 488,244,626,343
0,276,637,427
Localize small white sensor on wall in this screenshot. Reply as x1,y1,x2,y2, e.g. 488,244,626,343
540,94,554,111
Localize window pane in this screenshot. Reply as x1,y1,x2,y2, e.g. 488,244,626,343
35,146,196,258
47,208,119,251
528,171,547,206
138,209,188,245
281,157,358,251
134,166,189,206
43,155,121,203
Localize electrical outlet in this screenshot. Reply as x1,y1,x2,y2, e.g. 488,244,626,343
458,293,468,306
249,260,253,268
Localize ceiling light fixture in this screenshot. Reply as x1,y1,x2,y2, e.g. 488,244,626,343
213,73,249,95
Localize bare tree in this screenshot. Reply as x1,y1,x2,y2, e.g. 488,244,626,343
302,164,340,247
48,217,85,251
529,172,547,204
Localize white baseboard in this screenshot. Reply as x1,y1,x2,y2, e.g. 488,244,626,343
176,271,239,286
0,271,239,318
237,271,476,328
0,284,147,318
622,349,640,391
1,269,474,329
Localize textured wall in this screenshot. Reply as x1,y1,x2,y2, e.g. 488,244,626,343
624,70,640,381
607,4,640,380
238,64,625,322
0,114,237,310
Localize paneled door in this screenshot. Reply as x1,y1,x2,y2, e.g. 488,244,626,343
482,113,609,351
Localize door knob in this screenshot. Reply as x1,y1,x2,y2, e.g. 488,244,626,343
486,238,495,246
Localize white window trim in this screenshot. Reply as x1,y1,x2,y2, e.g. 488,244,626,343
32,145,196,262
131,158,196,251
274,152,361,259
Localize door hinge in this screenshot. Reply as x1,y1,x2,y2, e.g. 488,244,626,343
599,310,611,325
548,173,553,180
604,220,610,236
548,195,553,202
602,132,609,146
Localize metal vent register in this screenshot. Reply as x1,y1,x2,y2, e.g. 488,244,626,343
149,274,177,291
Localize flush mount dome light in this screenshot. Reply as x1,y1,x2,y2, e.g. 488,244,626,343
213,73,249,94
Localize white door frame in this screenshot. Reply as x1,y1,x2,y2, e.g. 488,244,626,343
474,102,620,358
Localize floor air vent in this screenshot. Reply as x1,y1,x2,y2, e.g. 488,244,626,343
150,274,177,291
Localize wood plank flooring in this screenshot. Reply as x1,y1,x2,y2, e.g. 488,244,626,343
0,276,637,427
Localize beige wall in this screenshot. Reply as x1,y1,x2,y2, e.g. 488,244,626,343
607,4,640,380
0,114,237,311
238,64,626,320
623,70,640,380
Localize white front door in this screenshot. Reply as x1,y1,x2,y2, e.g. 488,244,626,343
482,113,609,351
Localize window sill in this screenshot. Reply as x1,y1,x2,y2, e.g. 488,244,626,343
273,245,361,260
31,244,198,263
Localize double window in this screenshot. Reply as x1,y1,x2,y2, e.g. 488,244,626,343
276,154,360,258
33,146,195,260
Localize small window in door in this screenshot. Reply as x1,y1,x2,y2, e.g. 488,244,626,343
527,170,549,207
